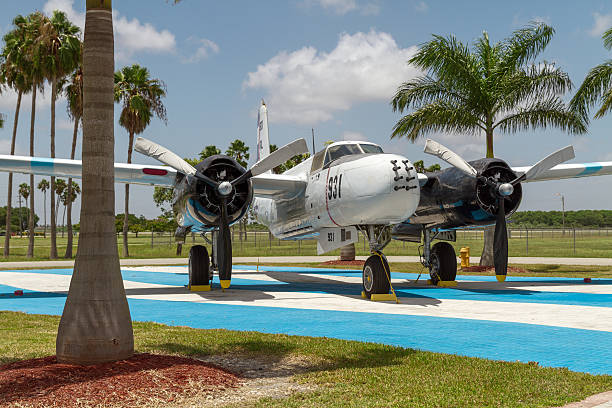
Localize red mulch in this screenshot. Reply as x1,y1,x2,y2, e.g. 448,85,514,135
0,353,240,407
461,265,530,274
320,260,365,266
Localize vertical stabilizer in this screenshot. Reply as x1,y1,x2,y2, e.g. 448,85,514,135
256,100,270,163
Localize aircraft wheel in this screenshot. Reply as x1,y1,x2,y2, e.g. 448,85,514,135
429,242,457,285
189,245,210,286
362,254,390,299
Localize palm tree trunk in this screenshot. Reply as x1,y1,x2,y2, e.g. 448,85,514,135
65,118,79,258
18,195,22,237
480,127,495,266
43,192,46,238
27,87,37,258
57,0,134,364
4,90,22,257
122,130,134,257
50,78,58,259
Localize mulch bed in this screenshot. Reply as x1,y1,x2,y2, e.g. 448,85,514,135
0,353,240,407
461,265,530,274
320,260,365,266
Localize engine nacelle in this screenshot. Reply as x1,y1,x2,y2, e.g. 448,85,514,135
393,158,522,240
173,155,252,232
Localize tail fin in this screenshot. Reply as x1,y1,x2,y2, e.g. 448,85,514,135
256,99,270,163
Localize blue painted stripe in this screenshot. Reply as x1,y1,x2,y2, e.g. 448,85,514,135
0,284,611,375
30,158,55,168
578,164,603,176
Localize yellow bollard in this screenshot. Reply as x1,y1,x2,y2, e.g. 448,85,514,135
459,247,470,268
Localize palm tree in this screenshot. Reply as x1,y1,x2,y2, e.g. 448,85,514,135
1,15,31,257
114,64,167,257
35,10,80,259
391,23,586,265
64,64,83,258
23,12,49,258
225,139,250,167
37,179,49,237
18,183,30,237
57,0,134,365
60,181,80,239
54,178,67,234
570,28,612,123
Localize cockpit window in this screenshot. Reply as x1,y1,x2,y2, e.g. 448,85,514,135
324,144,362,165
310,150,326,173
360,144,383,154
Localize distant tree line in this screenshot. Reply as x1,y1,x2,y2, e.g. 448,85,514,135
509,210,612,228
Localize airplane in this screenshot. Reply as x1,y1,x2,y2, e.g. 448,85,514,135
250,101,612,298
2,99,612,300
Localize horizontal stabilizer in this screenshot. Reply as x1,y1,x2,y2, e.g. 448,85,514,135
251,173,307,200
0,155,177,187
511,161,612,182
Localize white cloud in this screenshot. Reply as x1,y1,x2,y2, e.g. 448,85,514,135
342,131,367,141
589,12,612,37
244,30,419,124
415,1,428,12
43,0,176,61
182,38,220,64
302,0,380,15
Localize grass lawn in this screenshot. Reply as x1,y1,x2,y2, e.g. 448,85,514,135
4,229,612,261
1,311,610,407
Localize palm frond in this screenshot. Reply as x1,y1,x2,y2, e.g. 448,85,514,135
391,101,485,141
603,27,612,50
391,76,469,112
495,97,587,134
569,60,612,121
499,22,554,73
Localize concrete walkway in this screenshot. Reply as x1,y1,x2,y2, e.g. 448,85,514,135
1,255,612,269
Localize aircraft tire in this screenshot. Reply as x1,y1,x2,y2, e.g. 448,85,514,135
362,254,390,299
189,245,210,286
429,242,457,284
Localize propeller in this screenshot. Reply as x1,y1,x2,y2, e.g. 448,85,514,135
424,139,575,281
135,136,308,289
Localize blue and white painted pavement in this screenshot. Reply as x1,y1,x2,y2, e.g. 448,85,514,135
0,265,611,375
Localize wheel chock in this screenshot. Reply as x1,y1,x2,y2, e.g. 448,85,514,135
437,281,457,287
370,293,398,302
361,291,367,299
190,285,211,292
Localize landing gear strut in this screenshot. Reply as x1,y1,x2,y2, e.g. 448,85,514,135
421,229,457,285
360,226,393,299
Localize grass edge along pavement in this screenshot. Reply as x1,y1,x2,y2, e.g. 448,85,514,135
1,311,611,407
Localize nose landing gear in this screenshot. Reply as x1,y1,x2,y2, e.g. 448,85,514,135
359,226,397,301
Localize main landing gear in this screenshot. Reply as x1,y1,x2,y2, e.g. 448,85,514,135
187,231,218,289
360,225,395,299
421,229,457,285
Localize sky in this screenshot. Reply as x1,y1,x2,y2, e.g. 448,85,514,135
1,0,612,222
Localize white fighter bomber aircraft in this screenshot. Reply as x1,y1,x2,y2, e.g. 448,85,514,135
2,100,612,300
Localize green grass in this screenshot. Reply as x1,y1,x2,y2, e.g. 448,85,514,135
1,311,610,407
4,229,612,262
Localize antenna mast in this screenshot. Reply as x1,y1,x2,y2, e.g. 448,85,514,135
311,128,315,155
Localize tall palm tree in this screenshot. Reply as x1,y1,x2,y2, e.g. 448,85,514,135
225,139,250,167
570,28,612,122
23,12,49,258
54,178,67,235
57,0,134,365
18,183,30,236
35,10,80,259
114,64,167,257
1,15,31,257
37,179,49,237
64,64,83,258
391,23,586,265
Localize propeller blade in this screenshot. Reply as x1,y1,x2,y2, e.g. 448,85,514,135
135,137,197,176
493,197,508,282
423,139,478,177
513,145,575,185
249,138,308,177
216,197,232,290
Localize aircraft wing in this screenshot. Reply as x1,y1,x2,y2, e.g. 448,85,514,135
511,161,612,182
0,154,177,187
251,173,307,200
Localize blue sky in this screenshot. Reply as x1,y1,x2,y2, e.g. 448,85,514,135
2,0,612,221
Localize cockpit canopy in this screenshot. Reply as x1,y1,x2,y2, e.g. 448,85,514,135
310,142,384,173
